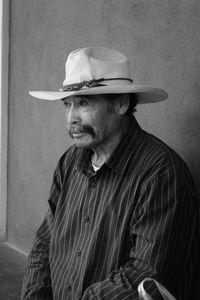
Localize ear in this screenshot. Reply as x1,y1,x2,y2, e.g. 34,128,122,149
118,94,130,115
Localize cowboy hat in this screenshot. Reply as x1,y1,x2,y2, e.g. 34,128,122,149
29,46,168,104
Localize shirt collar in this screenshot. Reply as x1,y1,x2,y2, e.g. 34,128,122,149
76,116,142,176
76,148,95,177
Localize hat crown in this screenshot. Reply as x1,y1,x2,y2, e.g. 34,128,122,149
63,46,131,86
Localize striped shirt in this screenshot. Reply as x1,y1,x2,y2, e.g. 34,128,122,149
22,116,199,300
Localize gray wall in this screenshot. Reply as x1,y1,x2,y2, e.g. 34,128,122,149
8,0,200,253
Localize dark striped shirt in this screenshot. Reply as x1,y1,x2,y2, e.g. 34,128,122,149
22,116,199,300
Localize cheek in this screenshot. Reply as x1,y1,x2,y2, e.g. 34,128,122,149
81,107,112,135
92,119,108,138
79,109,96,124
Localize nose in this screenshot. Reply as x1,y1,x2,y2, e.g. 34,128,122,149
66,104,81,125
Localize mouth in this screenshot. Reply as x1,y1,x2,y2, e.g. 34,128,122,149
68,125,95,140
72,132,86,138
69,128,88,139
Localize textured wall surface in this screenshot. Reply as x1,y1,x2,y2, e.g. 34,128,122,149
8,0,200,253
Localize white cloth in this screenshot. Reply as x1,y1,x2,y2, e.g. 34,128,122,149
138,278,177,300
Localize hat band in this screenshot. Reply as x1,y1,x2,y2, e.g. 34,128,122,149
59,77,133,92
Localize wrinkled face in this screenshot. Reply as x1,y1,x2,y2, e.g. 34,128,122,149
63,94,123,148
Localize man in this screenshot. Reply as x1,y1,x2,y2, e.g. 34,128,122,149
22,46,199,300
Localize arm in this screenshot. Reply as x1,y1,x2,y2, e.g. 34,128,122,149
81,166,199,299
21,210,54,300
21,159,63,300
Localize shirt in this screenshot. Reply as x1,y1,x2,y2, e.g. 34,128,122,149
22,116,199,300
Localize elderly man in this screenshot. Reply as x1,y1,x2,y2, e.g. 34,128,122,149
22,47,199,300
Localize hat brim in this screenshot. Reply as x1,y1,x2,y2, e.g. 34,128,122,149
29,85,168,104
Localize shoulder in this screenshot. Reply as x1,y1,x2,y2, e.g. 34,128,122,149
141,130,184,166
136,131,199,204
136,129,188,184
55,145,83,177
59,144,79,165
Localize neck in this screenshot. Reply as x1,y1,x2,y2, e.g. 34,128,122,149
91,117,130,168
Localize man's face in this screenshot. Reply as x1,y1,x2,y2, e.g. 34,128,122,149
64,94,123,148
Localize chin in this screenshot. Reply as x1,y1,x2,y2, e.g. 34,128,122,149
73,138,96,148
74,142,90,148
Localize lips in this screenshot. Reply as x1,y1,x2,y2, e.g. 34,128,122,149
72,131,86,136
72,132,86,138
70,127,85,134
68,126,86,139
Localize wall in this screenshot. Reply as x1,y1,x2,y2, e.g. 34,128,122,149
7,0,200,253
0,0,9,242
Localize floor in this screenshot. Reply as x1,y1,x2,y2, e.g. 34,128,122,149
0,242,27,300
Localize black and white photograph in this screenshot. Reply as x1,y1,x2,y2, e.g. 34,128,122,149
0,1,200,299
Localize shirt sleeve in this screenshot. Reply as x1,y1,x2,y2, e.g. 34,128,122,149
81,165,199,300
21,158,63,300
21,209,54,300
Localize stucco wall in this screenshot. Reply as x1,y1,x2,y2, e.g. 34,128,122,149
7,0,200,253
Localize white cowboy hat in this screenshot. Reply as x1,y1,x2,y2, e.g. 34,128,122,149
29,46,168,104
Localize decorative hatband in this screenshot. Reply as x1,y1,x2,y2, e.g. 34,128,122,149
59,77,133,92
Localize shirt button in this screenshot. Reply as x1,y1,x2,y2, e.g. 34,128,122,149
76,250,82,256
66,284,71,291
90,182,96,188
84,216,90,223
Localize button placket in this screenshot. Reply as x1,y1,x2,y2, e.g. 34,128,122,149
84,216,90,223
91,181,96,188
66,284,71,291
88,172,97,188
76,250,82,256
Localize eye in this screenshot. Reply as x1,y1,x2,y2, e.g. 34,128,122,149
63,100,71,108
79,99,88,106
